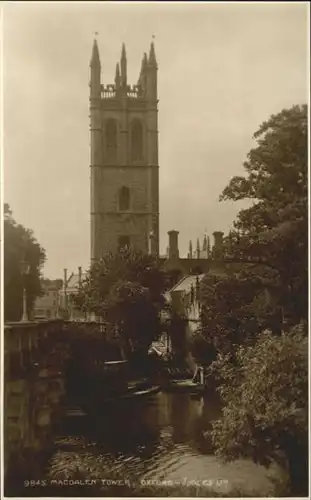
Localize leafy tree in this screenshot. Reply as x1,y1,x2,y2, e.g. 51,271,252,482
209,323,308,496
195,104,307,362
197,266,282,362
4,204,46,321
73,249,170,360
220,104,308,326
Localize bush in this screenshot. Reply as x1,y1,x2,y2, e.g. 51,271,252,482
209,323,308,496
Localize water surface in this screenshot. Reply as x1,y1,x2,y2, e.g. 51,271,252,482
47,391,280,497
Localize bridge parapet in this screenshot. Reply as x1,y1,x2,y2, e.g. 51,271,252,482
4,320,67,479
4,318,122,491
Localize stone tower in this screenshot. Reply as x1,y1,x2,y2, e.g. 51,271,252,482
90,39,159,261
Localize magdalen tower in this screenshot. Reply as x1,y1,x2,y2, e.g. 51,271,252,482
89,38,159,261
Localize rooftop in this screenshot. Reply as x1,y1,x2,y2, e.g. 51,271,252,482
171,274,206,294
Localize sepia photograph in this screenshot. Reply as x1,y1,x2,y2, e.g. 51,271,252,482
1,1,309,497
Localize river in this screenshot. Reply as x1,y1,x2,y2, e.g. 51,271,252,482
33,390,283,497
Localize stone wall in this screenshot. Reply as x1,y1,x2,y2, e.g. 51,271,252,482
4,320,67,482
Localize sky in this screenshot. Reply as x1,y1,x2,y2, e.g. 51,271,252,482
3,1,309,279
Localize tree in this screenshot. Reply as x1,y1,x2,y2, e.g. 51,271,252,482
220,104,308,326
209,323,308,496
190,333,217,367
196,265,282,362
4,204,46,321
73,249,170,360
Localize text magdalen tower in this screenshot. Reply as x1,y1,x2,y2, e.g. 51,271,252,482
90,39,159,260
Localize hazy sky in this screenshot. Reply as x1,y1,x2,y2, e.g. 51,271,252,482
3,2,308,278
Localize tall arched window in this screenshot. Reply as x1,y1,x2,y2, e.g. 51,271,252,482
119,186,130,211
106,119,118,162
131,119,143,162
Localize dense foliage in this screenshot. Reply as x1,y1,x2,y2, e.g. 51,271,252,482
193,105,308,363
73,249,170,359
221,104,308,325
197,265,282,359
209,324,308,496
4,204,46,321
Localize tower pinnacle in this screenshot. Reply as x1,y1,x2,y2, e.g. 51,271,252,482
115,62,120,88
121,42,126,59
189,240,193,259
90,37,101,99
138,53,147,86
202,234,207,252
120,43,127,86
143,52,148,72
90,38,100,68
148,40,157,67
196,238,200,259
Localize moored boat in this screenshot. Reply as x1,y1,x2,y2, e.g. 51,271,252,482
102,384,161,404
163,378,205,394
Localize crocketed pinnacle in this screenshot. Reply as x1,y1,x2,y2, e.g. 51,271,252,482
90,38,100,67
120,43,127,86
121,42,127,60
148,41,157,66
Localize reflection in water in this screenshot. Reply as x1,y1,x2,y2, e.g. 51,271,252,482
46,392,279,497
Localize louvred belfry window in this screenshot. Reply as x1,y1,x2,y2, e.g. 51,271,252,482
131,119,143,161
106,119,118,162
119,186,130,211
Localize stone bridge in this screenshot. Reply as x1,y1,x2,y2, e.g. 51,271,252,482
4,299,202,488
3,318,120,486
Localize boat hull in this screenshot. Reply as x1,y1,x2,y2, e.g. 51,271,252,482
102,385,161,404
163,379,205,394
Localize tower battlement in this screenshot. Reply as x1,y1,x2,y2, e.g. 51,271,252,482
101,83,145,100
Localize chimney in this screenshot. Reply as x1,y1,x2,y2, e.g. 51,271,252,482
196,238,200,259
78,266,82,287
189,240,193,259
212,231,224,259
63,268,68,288
63,268,68,311
207,236,211,257
168,230,179,260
